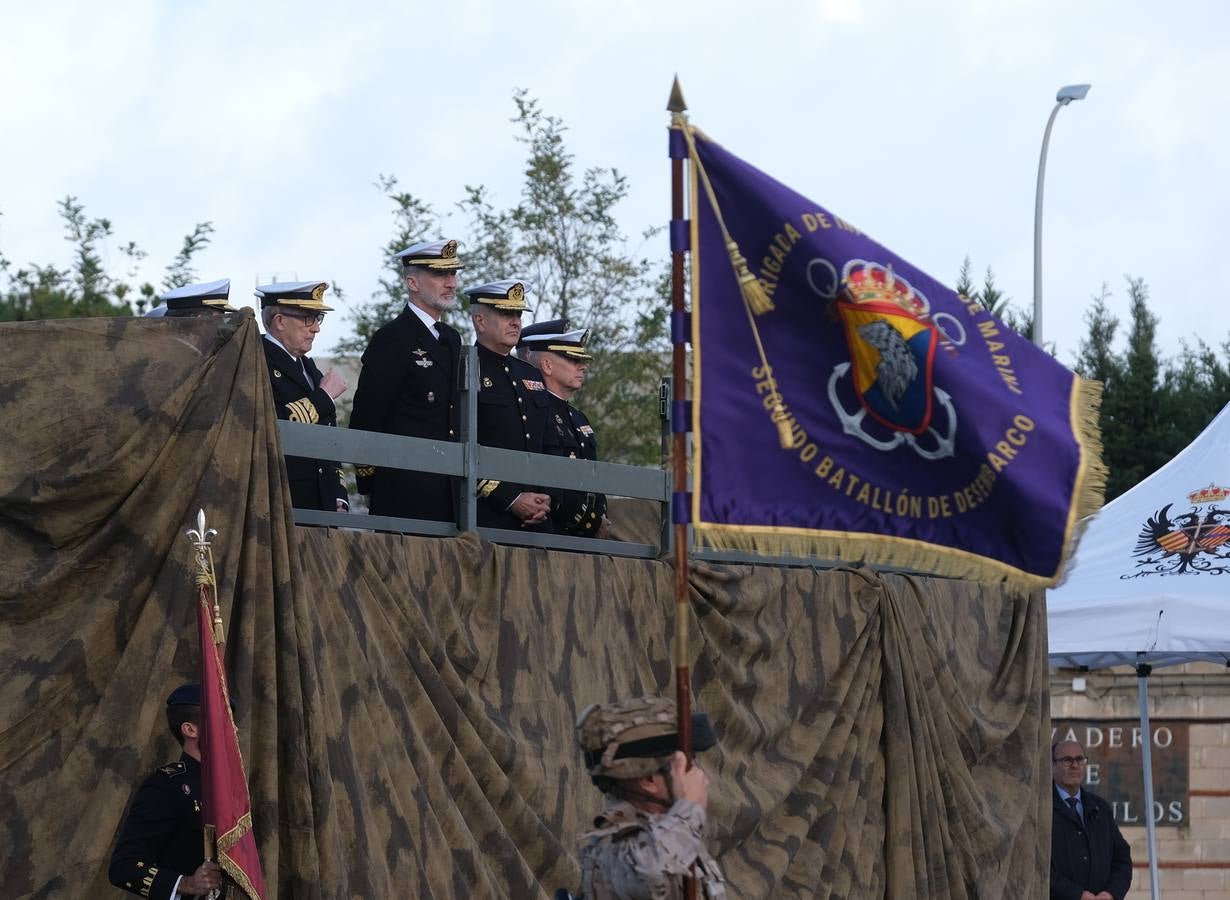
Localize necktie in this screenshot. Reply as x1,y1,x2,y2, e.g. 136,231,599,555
1065,796,1082,822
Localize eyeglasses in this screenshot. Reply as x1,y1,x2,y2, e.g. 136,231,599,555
1054,755,1088,766
281,311,326,326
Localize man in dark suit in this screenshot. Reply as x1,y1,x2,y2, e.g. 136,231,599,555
1051,740,1132,900
464,280,554,531
258,281,349,513
517,318,610,538
110,684,223,899
349,239,464,522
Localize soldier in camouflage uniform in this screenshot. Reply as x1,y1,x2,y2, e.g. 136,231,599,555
575,696,727,900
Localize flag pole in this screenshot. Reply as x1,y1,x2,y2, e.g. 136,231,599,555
667,76,693,764
668,74,698,900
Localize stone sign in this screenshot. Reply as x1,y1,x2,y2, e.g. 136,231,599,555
1052,719,1189,827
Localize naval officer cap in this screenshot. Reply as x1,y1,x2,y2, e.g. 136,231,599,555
160,278,237,314
394,239,465,271
464,279,533,312
518,317,592,360
254,281,334,312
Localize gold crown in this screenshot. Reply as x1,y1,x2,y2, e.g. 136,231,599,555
1188,483,1229,505
842,265,926,317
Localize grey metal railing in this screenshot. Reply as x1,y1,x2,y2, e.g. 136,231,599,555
280,345,670,559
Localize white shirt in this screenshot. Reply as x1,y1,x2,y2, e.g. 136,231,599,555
406,302,441,340
262,333,312,386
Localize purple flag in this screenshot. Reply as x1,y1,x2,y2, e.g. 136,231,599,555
686,130,1105,587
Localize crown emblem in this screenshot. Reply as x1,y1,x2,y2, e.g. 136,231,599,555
442,240,457,259
1188,483,1230,505
841,262,928,318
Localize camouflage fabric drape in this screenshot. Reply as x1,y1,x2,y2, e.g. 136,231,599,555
0,314,1049,899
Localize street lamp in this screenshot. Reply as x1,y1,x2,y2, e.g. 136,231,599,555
1033,83,1090,348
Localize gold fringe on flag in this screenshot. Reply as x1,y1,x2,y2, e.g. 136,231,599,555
695,374,1109,592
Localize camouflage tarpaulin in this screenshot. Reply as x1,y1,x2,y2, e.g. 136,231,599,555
0,314,1049,899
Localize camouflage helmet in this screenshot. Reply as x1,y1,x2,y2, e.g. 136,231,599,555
576,695,718,781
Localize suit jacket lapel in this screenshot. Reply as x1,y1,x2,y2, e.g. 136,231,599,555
438,321,462,371
264,337,312,393
1054,786,1084,827
404,309,453,371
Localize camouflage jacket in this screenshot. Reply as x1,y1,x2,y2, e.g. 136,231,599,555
578,799,726,900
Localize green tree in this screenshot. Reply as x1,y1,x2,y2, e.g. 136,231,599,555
335,175,444,355
955,256,1032,339
1160,337,1230,462
458,91,669,464
162,222,216,291
0,197,213,321
343,92,670,464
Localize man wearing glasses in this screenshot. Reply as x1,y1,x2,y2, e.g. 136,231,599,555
259,281,350,513
1050,740,1132,900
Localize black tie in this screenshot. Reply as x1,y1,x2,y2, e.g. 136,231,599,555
1066,796,1082,822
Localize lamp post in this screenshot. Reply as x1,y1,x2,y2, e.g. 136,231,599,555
1033,83,1090,348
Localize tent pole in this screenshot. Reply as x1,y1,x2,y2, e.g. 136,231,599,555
1137,663,1160,900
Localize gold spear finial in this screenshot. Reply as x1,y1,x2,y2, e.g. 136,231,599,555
667,76,687,114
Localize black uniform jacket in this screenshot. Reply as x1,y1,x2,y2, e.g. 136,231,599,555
110,754,205,900
475,343,554,531
541,392,607,537
1050,786,1132,900
262,338,348,513
349,308,461,522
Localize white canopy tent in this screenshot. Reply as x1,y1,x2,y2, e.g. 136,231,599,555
1048,401,1230,899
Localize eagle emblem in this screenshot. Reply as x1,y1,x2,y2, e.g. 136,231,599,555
1124,485,1230,578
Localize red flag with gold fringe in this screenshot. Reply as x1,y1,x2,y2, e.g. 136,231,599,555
189,510,266,900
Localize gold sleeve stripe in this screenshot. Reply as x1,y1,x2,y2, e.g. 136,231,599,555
477,479,501,498
286,398,320,424
356,465,375,477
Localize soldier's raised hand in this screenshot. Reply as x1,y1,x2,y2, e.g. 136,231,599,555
669,751,709,810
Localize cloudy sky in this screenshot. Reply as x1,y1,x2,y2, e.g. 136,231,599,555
2,0,1226,365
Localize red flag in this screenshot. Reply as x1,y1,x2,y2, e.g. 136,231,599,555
196,580,266,900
